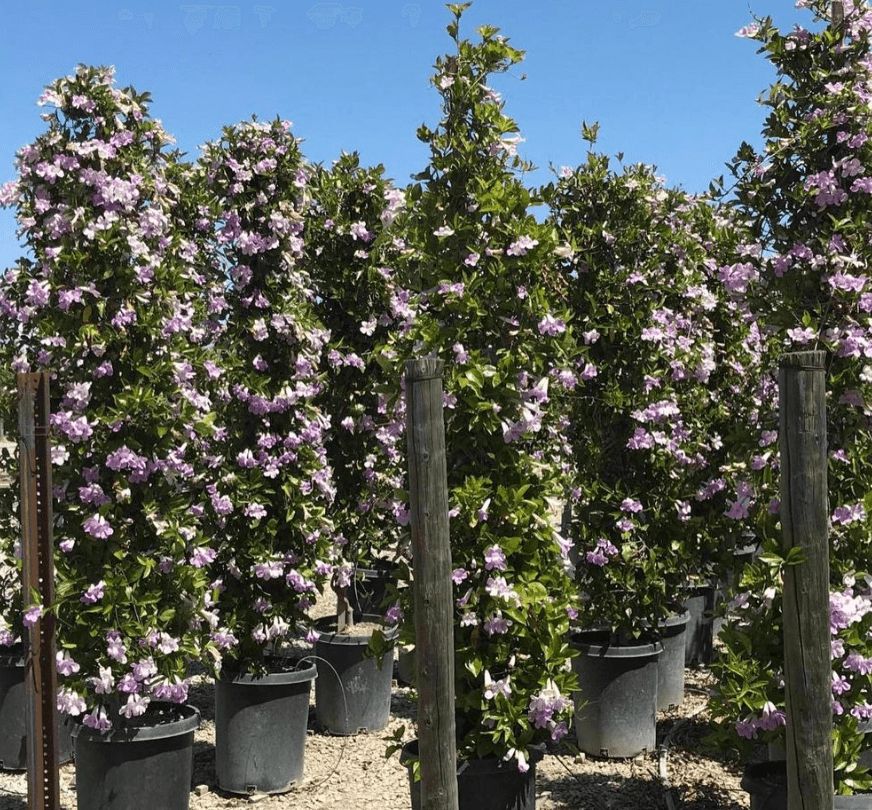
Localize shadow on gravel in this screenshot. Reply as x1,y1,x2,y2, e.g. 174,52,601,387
187,680,215,723
538,771,673,810
0,792,25,810
192,738,216,788
672,781,747,810
389,688,417,721
538,769,744,810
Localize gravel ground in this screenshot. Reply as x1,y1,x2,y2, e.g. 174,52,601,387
0,664,748,810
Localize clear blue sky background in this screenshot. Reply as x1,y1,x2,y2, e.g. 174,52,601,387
0,1,822,271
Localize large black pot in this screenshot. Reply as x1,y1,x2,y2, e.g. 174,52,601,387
742,761,872,810
215,659,316,795
314,615,397,735
682,584,717,666
570,629,662,758
651,611,689,711
401,740,542,810
347,560,399,618
0,648,73,770
72,702,199,810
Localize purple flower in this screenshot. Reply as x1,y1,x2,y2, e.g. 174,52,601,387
120,694,150,719
483,670,512,699
484,545,507,571
756,702,787,731
833,504,866,526
254,561,284,580
26,279,50,307
506,235,538,256
852,703,872,721
832,672,851,695
117,673,141,694
211,493,233,515
81,580,105,604
190,546,216,568
56,688,86,716
538,314,567,336
451,568,468,585
736,718,757,739
244,503,267,519
55,652,80,676
106,631,127,663
586,549,608,566
845,653,872,675
157,633,179,655
83,707,112,731
83,514,113,539
486,576,520,604
483,611,513,635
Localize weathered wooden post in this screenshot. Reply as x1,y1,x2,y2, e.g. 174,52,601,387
405,358,459,810
779,351,832,810
18,371,60,810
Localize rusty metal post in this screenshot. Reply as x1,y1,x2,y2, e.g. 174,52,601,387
18,372,60,810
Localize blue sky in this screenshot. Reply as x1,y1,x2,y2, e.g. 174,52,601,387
0,1,821,270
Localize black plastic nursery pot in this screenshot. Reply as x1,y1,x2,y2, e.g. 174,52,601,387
401,740,543,810
570,629,662,758
651,611,690,711
742,761,872,810
0,648,73,770
314,614,398,735
396,645,416,687
215,659,317,795
347,560,399,618
71,702,199,810
681,585,717,667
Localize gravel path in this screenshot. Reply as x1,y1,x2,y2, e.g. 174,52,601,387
0,666,748,810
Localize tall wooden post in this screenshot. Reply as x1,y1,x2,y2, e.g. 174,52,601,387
779,351,832,810
18,372,60,810
405,358,458,810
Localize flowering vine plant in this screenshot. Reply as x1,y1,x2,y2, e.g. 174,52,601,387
708,555,872,793
543,149,759,641
193,117,338,671
302,152,414,627
708,0,872,787
384,4,579,771
0,66,223,728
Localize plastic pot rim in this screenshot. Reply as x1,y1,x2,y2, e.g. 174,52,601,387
315,614,400,647
400,739,545,775
570,630,663,659
71,702,200,744
219,659,318,687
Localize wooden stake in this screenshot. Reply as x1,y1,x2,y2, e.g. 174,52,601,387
831,1,845,32
779,351,832,810
18,372,60,810
405,358,458,810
